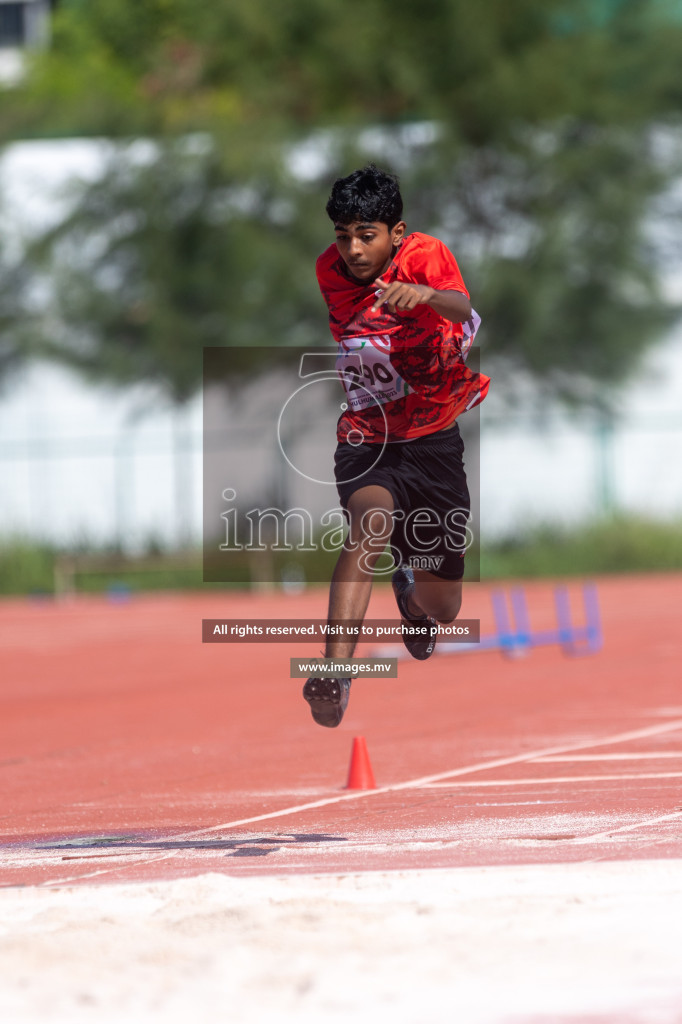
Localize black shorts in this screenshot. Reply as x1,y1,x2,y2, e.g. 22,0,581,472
334,423,470,581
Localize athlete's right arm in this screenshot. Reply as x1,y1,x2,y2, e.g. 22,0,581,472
372,277,472,324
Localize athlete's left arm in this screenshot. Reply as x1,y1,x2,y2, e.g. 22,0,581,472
372,277,471,324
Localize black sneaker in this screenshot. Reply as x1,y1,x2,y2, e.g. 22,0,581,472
392,566,438,661
302,676,352,728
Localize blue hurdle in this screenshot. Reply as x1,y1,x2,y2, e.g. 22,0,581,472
443,581,602,658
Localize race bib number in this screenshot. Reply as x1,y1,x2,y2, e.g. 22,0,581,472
460,308,481,360
336,334,413,411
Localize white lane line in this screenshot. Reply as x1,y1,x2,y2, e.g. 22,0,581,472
36,716,682,886
571,809,682,845
533,752,682,762
39,855,176,888
170,717,682,840
421,772,682,787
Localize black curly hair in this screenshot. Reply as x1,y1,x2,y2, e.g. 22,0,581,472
325,165,403,229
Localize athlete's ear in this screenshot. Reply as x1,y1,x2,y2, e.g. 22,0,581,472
391,221,406,247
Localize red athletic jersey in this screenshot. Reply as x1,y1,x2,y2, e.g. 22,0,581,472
316,231,490,443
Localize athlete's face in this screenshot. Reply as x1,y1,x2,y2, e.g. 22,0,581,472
334,220,406,284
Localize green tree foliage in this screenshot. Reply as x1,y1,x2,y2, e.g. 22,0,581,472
28,141,326,402
7,0,682,137
2,0,682,401
0,191,35,390
403,124,679,398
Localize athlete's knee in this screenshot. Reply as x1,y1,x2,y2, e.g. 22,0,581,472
416,581,462,623
343,487,395,575
433,591,462,624
339,521,391,579
347,491,392,531
346,500,393,549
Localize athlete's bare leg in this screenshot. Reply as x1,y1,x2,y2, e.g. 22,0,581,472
324,484,394,659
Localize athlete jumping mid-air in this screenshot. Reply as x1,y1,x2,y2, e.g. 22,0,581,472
303,165,490,727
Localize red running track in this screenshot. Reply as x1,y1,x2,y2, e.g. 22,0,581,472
1,574,682,888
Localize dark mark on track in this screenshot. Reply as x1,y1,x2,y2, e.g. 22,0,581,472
28,832,349,860
515,834,577,841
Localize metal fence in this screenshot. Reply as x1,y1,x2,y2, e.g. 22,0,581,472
2,409,681,552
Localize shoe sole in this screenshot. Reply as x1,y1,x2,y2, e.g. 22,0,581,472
302,677,350,728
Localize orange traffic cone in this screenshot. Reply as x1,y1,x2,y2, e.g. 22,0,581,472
345,736,376,790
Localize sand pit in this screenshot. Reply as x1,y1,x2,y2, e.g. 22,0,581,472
1,860,682,1024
